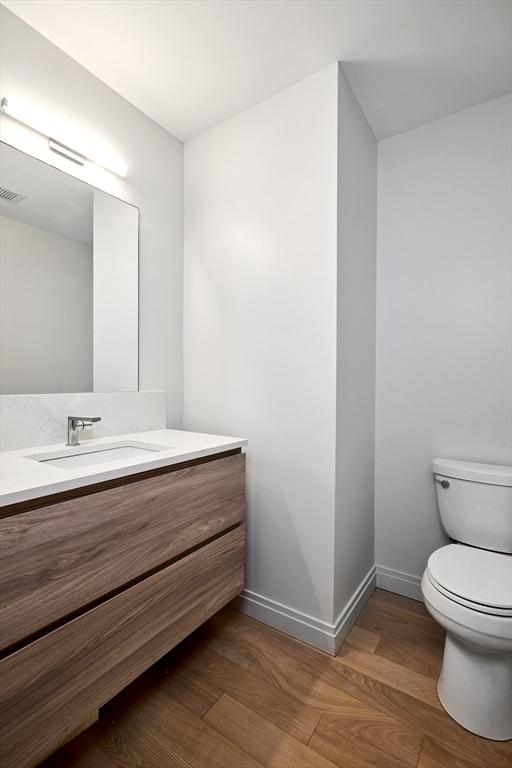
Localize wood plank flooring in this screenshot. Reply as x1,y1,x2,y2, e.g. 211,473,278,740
42,589,512,768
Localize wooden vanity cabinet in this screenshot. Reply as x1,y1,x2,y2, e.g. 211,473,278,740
0,450,246,768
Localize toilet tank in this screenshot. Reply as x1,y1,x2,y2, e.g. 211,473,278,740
433,458,512,554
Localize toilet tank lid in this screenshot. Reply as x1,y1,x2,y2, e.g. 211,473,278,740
432,458,512,486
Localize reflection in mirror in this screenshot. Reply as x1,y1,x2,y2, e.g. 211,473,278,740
0,142,139,394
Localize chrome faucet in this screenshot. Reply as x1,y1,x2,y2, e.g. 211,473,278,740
67,416,101,446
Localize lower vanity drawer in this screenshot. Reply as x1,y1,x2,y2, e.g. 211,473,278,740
0,524,245,768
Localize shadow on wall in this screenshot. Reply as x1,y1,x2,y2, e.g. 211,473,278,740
242,451,332,625
341,57,490,138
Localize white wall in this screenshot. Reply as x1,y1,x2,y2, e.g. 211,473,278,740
184,65,339,631
0,215,93,394
93,191,138,392
0,7,183,425
375,94,512,597
334,68,377,620
184,63,377,651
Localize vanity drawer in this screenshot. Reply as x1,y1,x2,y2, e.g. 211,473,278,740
0,524,245,768
0,452,245,651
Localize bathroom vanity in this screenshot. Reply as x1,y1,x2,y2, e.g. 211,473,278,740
0,429,247,768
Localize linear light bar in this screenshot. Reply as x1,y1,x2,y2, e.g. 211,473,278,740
48,138,87,166
0,97,128,178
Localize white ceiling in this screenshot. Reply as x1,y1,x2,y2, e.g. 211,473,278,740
2,0,511,141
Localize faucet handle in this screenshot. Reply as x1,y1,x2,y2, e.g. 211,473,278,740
69,416,102,425
68,416,102,433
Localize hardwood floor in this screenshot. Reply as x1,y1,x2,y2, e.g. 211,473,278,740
42,589,511,768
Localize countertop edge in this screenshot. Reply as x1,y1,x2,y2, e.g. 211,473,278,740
1,436,247,508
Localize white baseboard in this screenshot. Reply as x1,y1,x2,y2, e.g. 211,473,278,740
232,565,376,656
332,565,377,653
376,564,423,601
231,591,336,654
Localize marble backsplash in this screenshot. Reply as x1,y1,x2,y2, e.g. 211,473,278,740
0,391,167,451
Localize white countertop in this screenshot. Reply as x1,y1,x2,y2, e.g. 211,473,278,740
0,429,247,507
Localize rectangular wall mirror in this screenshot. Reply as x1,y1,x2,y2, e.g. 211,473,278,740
0,142,139,394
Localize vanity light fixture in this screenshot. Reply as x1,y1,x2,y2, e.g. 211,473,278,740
47,138,87,167
0,97,128,178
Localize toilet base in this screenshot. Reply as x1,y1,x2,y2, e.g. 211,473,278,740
438,633,512,741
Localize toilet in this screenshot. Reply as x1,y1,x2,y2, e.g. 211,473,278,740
421,458,512,741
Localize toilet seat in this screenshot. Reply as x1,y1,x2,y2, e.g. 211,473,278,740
426,544,512,617
426,572,512,617
422,569,512,648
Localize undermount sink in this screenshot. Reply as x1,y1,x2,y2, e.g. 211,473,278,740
27,441,165,470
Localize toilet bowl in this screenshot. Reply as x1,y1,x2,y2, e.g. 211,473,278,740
421,459,512,741
422,545,512,740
